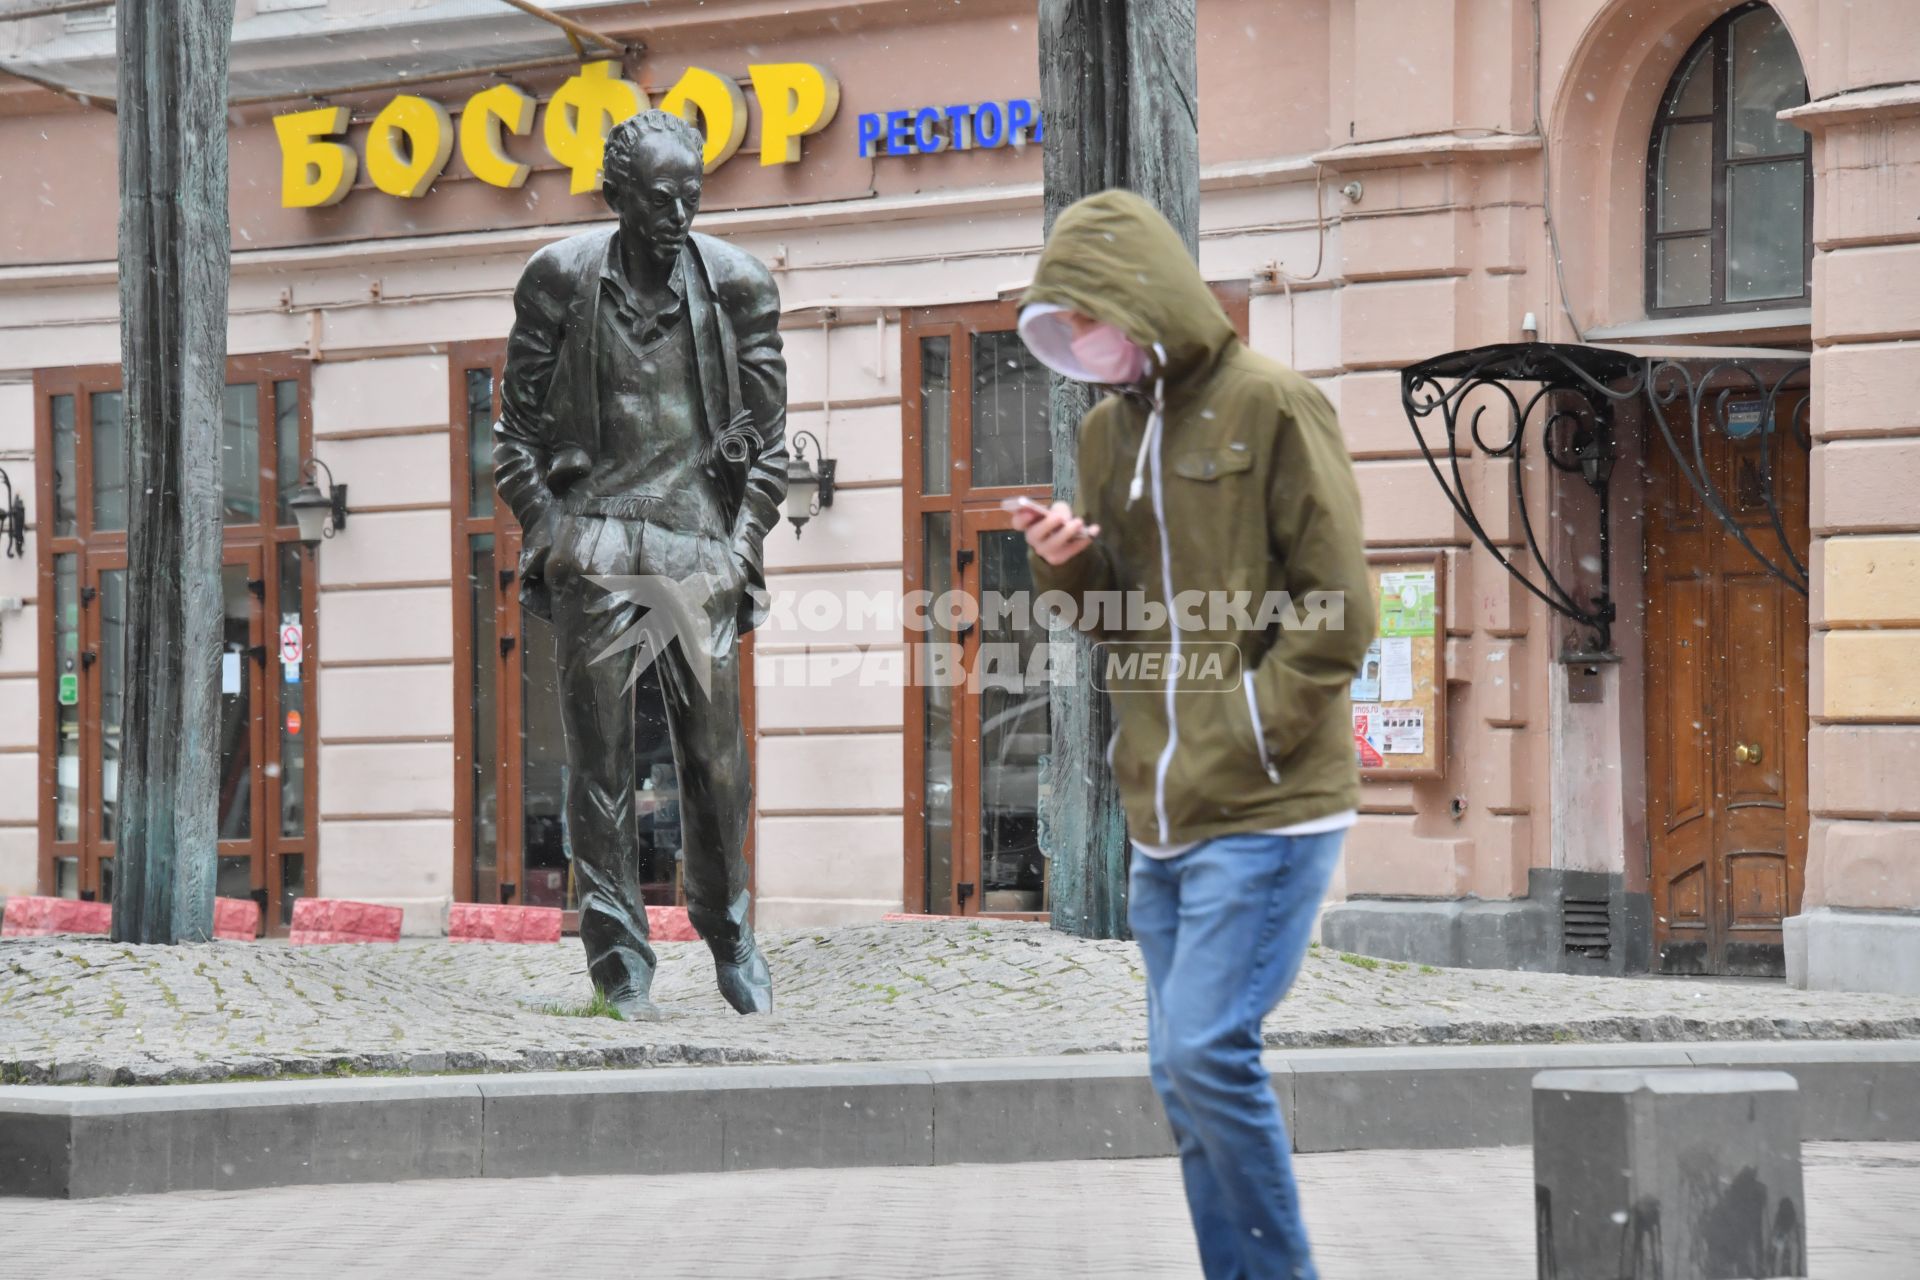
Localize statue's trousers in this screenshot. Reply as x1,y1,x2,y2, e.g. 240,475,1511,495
546,510,754,997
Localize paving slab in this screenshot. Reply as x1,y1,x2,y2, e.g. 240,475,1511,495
12,1145,1911,1280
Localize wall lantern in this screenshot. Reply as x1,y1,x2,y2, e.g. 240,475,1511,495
289,458,349,546
0,468,25,559
783,430,836,537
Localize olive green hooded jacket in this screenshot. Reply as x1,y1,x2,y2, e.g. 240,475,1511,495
1023,190,1374,846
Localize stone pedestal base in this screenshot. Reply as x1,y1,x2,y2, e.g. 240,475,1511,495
1533,1068,1806,1280
1320,869,1650,974
1785,907,1920,995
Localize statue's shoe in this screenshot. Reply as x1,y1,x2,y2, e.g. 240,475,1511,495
605,984,663,1023
714,941,773,1015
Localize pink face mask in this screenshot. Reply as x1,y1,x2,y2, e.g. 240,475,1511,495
1069,323,1149,385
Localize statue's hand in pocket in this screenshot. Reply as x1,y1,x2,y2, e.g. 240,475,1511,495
704,539,749,603
516,510,563,620
520,539,552,586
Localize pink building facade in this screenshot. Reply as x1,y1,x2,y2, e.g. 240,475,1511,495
0,0,1912,991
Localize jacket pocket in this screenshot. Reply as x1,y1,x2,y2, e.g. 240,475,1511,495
1170,446,1255,482
1170,445,1258,561
1241,671,1283,785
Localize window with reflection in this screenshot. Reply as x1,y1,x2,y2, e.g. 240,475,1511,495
1648,4,1810,315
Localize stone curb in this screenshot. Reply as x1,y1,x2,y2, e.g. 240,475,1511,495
3,1040,1916,1198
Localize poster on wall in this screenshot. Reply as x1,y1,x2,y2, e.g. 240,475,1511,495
1353,704,1385,768
1379,636,1414,702
1379,570,1437,637
1354,555,1445,779
1350,640,1382,702
1378,707,1425,755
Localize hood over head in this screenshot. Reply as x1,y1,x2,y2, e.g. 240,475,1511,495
1019,189,1235,388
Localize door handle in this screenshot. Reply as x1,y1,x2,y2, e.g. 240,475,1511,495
1734,742,1763,765
500,635,517,657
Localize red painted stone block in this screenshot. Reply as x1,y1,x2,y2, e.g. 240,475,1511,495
448,902,563,944
214,897,260,942
288,897,403,945
1,896,112,938
646,905,698,942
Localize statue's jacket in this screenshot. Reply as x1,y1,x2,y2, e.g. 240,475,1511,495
494,226,788,634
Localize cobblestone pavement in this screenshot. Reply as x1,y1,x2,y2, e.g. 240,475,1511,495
2,1143,1913,1278
4,920,1920,1085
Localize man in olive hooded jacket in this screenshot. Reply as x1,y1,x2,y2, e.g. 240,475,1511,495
1015,189,1373,1280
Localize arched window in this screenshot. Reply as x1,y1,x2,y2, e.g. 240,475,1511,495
1647,4,1811,315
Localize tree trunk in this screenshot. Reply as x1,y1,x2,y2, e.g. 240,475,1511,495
111,0,234,944
1037,0,1198,939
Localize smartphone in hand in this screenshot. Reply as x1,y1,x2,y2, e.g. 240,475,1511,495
1001,495,1101,546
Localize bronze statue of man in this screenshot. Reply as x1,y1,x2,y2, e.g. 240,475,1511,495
494,110,786,1018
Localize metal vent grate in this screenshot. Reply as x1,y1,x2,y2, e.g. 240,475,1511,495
1562,897,1611,958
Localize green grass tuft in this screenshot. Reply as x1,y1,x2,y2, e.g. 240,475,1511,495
1338,952,1381,971
543,989,626,1021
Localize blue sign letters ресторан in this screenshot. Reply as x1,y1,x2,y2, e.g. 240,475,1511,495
856,99,1044,158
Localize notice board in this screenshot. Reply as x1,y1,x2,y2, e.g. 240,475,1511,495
1351,552,1445,780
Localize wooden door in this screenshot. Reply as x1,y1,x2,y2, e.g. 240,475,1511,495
1644,391,1810,976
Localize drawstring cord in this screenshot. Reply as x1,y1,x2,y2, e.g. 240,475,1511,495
1127,343,1171,507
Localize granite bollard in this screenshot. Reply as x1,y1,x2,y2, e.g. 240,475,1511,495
1532,1068,1806,1280
4,895,259,940
288,898,404,945
448,903,563,944
1,896,113,938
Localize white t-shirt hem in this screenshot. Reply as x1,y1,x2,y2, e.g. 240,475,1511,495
1131,809,1358,860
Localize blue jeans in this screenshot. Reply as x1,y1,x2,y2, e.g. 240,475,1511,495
1128,830,1346,1280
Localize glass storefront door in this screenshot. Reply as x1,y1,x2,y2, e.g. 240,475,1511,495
905,305,1055,917
959,515,1050,915
459,505,574,911
36,364,315,931
902,290,1249,917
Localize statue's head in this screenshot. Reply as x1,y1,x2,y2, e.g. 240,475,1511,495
602,110,705,267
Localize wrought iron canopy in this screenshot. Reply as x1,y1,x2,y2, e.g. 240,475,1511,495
1400,341,1811,658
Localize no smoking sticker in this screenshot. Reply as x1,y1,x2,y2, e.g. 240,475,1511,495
1353,705,1385,769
